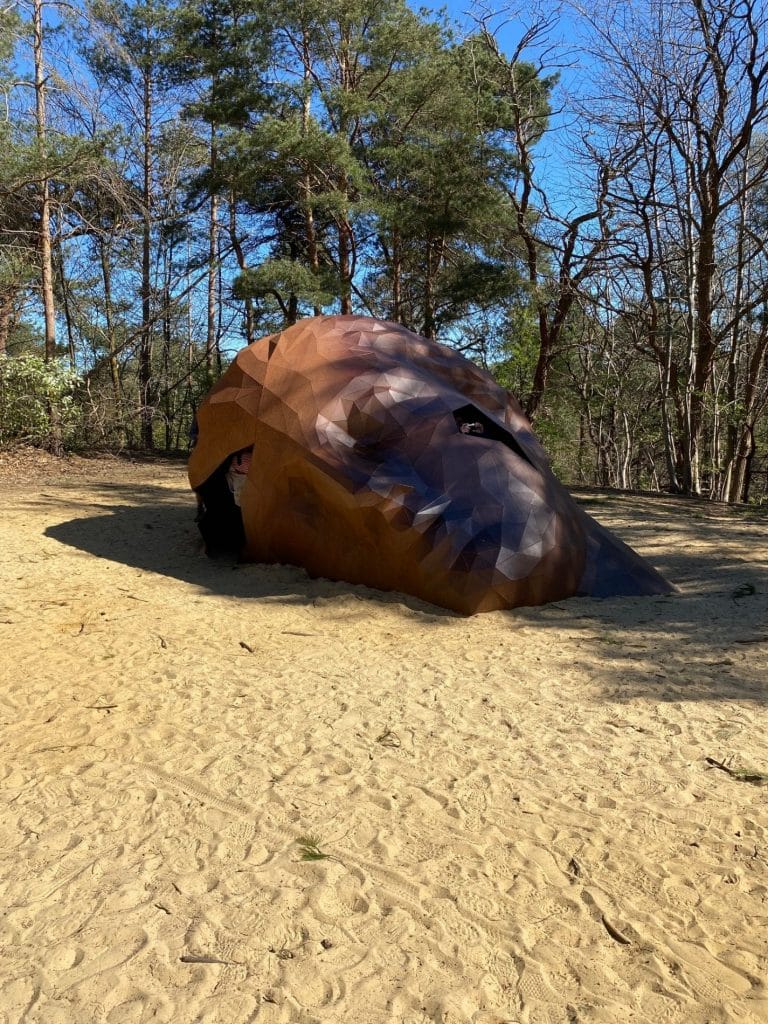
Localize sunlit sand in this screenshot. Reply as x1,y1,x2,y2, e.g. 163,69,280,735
1,453,767,1023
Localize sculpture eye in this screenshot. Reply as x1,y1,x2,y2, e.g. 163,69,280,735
453,404,533,466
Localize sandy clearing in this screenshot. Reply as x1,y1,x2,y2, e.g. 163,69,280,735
1,454,767,1024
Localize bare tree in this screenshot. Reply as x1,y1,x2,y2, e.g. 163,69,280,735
472,10,616,421
582,0,768,494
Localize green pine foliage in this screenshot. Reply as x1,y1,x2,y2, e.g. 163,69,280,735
0,0,766,504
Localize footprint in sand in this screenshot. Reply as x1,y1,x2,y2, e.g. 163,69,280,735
53,928,148,995
98,979,175,1024
665,938,753,1003
44,944,83,973
515,958,560,1024
513,840,571,891
453,773,490,830
0,976,38,1022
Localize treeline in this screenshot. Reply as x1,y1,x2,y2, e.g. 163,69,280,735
1,0,768,503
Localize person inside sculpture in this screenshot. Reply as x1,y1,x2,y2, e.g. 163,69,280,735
453,404,535,465
226,448,253,507
195,447,253,555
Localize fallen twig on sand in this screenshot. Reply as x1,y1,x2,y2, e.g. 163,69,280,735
180,954,232,965
270,947,294,960
116,588,149,602
705,757,768,785
601,915,632,945
375,727,401,748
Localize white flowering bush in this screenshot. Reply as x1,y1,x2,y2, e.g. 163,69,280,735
0,355,83,447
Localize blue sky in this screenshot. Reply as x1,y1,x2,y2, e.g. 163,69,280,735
408,0,599,216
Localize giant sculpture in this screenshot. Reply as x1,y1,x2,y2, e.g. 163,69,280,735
188,315,673,613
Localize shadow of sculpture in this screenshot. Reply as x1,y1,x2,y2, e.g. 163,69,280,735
43,484,454,617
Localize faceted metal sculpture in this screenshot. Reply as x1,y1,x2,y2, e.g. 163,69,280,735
189,315,673,613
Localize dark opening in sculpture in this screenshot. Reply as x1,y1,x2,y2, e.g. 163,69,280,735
189,316,673,613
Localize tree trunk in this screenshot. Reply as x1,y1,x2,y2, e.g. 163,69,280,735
206,125,219,383
721,149,751,501
726,325,768,502
56,240,76,369
687,208,718,493
525,314,551,420
422,240,435,340
338,218,352,315
98,237,125,442
33,0,56,362
391,225,402,324
300,43,322,316
162,277,172,451
33,0,62,454
206,196,219,377
139,65,154,450
228,198,255,344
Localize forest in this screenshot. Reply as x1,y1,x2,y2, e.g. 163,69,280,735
1,0,768,504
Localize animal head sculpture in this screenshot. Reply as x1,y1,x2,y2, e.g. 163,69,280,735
189,315,673,613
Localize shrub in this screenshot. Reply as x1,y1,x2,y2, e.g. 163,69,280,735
0,354,82,448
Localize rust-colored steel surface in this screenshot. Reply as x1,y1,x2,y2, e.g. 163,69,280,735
189,315,673,613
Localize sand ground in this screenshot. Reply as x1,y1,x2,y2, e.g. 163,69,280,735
1,451,767,1024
